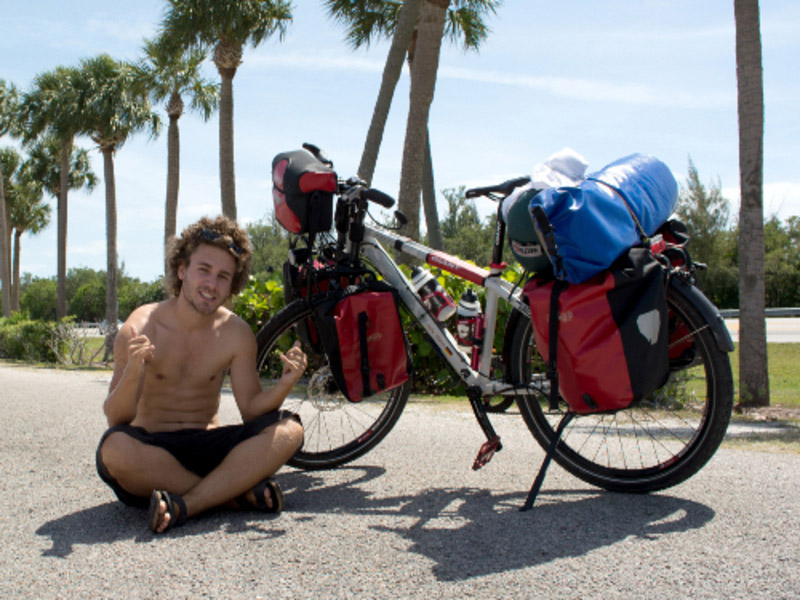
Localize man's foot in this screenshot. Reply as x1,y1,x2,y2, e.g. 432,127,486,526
235,478,284,514
148,490,188,534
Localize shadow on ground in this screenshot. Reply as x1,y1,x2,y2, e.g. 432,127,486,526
37,466,714,582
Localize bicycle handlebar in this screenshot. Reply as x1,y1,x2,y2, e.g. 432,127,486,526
361,187,395,209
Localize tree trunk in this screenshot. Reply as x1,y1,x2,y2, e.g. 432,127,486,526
421,128,443,249
357,0,423,184
165,107,181,272
102,146,118,362
0,164,10,317
734,0,769,406
219,71,236,221
11,229,20,312
397,0,448,243
56,140,72,320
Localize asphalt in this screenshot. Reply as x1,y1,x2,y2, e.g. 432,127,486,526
1,362,798,599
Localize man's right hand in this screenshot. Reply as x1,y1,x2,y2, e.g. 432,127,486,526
127,325,155,373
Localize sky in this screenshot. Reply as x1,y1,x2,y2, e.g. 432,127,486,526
2,0,799,284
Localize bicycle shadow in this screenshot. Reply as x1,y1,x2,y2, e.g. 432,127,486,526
372,488,714,581
281,468,717,582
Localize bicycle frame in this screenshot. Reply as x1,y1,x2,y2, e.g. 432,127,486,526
356,222,533,397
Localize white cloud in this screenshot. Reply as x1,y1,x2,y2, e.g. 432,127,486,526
722,181,800,221
438,66,732,109
83,18,156,45
249,53,387,74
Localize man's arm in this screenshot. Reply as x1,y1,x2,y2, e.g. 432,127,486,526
230,330,307,423
103,323,154,426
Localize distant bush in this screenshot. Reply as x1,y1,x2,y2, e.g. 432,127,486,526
0,314,60,362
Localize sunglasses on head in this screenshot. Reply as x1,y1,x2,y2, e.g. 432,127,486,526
200,229,243,257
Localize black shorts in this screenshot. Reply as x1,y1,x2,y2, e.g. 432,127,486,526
96,410,300,508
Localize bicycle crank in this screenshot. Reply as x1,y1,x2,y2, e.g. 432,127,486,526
467,386,503,470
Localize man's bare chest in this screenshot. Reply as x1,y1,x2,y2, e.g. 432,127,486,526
146,326,230,387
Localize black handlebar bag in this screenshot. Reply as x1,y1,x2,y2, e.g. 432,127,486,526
524,247,670,414
312,280,411,402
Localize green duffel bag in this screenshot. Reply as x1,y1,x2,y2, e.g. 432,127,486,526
505,188,550,273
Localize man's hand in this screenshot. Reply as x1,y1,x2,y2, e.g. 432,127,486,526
279,341,307,385
127,325,155,374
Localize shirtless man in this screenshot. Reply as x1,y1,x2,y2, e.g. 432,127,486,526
95,216,306,533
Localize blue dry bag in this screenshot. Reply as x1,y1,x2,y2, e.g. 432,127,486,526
529,153,678,284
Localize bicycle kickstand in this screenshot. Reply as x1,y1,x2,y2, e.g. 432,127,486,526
467,386,503,470
520,411,574,512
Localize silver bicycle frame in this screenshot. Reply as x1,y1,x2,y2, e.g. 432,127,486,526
357,222,532,397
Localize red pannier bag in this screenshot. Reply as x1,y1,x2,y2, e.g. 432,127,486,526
283,260,365,352
272,149,337,235
313,280,411,402
524,247,670,414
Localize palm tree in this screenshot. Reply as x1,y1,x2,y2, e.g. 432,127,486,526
326,0,423,185
326,0,499,244
7,165,51,312
17,66,86,319
135,36,219,268
160,0,292,221
734,0,768,406
0,79,19,317
79,54,161,359
22,136,97,313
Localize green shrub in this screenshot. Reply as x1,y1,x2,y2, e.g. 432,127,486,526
232,272,285,333
0,314,60,362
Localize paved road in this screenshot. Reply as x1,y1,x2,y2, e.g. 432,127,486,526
1,363,798,599
724,317,800,343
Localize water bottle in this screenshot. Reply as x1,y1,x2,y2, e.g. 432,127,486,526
455,289,482,347
411,267,456,322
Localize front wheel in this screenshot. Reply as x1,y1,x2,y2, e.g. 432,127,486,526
507,283,733,493
255,299,410,470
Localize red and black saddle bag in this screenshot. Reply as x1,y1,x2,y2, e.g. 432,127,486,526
283,260,365,352
313,280,411,402
524,247,670,414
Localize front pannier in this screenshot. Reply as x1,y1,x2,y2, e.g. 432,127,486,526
524,247,670,414
313,280,411,402
272,149,337,235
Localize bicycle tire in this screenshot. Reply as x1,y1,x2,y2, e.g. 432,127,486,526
255,298,410,470
507,283,733,493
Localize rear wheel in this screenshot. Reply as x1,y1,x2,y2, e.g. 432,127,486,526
508,284,733,493
256,299,410,470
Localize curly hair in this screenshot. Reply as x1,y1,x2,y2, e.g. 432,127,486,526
164,216,253,298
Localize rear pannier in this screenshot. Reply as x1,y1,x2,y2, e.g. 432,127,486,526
272,149,337,235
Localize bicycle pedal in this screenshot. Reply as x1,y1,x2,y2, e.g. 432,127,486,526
472,436,502,470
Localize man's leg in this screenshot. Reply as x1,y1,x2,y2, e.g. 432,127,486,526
152,417,303,531
99,430,202,499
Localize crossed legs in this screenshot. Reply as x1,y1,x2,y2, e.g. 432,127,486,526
98,417,304,531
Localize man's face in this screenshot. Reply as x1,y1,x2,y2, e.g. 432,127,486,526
177,243,237,315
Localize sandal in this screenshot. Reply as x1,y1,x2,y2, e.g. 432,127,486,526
148,490,188,533
235,478,284,514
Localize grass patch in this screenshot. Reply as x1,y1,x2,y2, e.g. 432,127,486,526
730,343,800,408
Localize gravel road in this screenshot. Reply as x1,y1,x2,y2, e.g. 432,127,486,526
1,362,798,599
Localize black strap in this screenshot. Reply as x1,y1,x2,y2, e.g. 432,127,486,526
590,179,650,245
357,311,372,397
531,204,565,280
547,280,567,411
